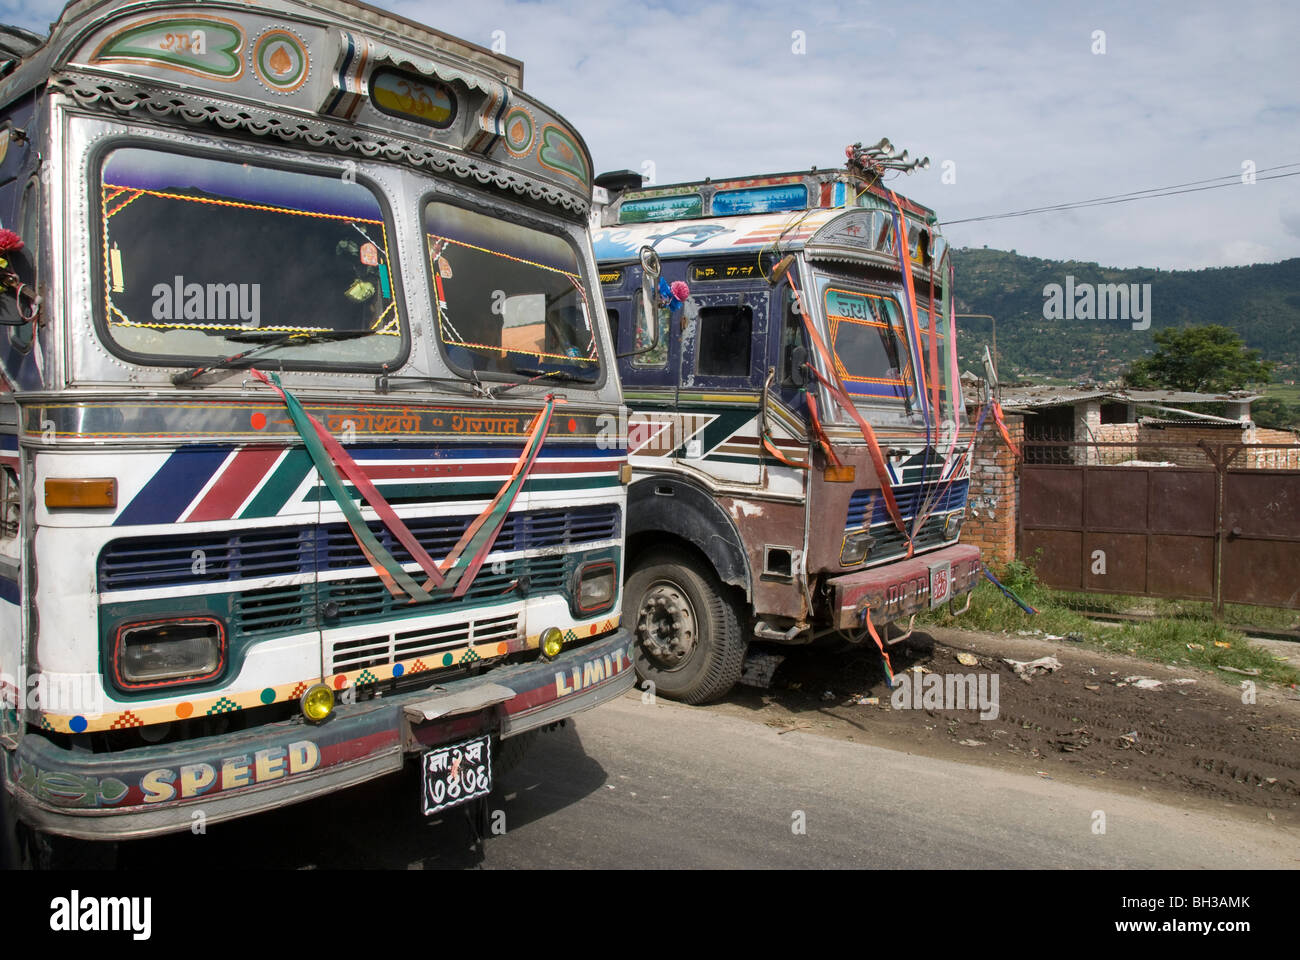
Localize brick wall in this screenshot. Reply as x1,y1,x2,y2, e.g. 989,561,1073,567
1243,428,1300,469
962,412,1023,569
1136,423,1248,467
1095,422,1138,463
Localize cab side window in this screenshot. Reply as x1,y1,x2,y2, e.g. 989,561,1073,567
695,304,751,378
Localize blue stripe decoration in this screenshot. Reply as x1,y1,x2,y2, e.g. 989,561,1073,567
115,446,233,526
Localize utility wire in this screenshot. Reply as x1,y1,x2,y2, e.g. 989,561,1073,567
940,163,1300,226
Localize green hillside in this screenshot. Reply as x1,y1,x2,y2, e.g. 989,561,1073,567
948,248,1300,387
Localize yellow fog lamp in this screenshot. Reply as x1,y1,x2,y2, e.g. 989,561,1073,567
300,683,335,723
540,626,565,661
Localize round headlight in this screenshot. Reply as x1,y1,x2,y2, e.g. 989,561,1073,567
942,511,964,541
300,683,335,723
540,626,564,661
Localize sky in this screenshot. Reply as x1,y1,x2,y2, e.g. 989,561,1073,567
5,0,1299,270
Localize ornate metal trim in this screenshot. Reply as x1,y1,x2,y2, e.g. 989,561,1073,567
50,71,590,216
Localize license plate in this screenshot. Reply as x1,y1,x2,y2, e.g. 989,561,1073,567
929,561,952,609
421,735,492,816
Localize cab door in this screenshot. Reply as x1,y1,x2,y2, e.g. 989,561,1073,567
675,281,769,486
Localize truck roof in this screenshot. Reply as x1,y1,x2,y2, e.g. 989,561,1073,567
2,0,524,91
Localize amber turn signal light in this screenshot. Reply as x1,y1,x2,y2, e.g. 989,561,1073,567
44,477,117,508
823,464,856,484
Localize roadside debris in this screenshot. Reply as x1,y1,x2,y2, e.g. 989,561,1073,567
958,738,986,747
1123,676,1164,690
852,695,879,706
1218,666,1262,677
1003,655,1062,681
956,652,980,666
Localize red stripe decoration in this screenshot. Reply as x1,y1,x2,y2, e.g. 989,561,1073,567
186,446,286,523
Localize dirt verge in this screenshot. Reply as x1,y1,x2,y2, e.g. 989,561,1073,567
704,626,1300,825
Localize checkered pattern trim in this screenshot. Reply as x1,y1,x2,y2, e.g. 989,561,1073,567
109,711,144,730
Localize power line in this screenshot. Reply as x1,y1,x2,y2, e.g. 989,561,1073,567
940,163,1300,226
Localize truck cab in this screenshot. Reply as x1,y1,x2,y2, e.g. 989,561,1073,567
0,0,631,865
593,149,980,703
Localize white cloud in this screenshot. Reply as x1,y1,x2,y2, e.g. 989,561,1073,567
2,0,1296,268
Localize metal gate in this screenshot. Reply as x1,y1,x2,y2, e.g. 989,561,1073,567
1019,440,1300,611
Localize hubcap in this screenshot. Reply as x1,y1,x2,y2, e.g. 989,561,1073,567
635,580,698,670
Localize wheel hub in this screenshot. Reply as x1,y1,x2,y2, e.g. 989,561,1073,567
636,582,697,669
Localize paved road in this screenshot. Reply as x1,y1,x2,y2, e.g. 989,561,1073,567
121,692,1299,869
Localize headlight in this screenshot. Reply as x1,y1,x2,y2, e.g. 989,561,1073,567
573,560,617,615
943,511,964,540
840,530,875,566
113,617,224,689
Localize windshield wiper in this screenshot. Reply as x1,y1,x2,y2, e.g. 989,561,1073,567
172,330,374,386
494,367,595,396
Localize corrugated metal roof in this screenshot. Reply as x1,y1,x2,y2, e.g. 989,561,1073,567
999,386,1259,411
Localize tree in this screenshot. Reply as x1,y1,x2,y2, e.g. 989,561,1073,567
1251,396,1300,430
1123,325,1272,393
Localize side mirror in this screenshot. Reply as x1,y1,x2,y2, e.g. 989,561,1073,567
616,245,666,360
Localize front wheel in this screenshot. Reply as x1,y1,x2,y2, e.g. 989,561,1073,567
623,549,746,704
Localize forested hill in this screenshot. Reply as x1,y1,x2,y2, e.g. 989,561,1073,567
948,248,1300,383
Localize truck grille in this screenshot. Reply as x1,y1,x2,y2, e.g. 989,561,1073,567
846,479,968,528
99,504,619,591
329,612,523,674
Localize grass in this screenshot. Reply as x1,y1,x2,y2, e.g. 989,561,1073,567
1265,382,1300,407
920,559,1300,687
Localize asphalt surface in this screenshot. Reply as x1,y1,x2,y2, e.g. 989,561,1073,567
120,691,1300,870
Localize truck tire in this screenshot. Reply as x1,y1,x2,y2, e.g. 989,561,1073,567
623,549,746,704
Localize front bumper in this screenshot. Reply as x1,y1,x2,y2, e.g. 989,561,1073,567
3,629,634,841
828,543,981,629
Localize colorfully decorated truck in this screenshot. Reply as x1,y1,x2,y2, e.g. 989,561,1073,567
592,142,980,703
0,0,632,866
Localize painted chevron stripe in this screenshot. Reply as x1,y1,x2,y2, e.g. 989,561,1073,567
116,443,623,526
184,445,287,523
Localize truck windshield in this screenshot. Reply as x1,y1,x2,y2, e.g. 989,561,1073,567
425,201,600,384
97,147,405,368
816,280,911,403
